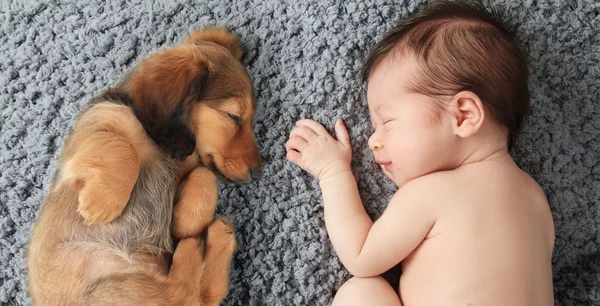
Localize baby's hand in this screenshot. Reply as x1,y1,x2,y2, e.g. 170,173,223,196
286,119,352,180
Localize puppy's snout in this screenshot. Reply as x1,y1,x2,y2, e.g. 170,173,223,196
249,167,263,181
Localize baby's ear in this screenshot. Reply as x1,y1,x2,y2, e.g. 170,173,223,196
449,91,485,138
186,28,243,60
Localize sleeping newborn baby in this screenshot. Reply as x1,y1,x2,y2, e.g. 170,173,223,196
285,1,555,305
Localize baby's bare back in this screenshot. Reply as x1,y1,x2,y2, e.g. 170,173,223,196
399,159,554,306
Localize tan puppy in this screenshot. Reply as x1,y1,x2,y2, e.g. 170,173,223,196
27,28,263,305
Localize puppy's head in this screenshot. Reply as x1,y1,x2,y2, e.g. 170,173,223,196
125,28,263,183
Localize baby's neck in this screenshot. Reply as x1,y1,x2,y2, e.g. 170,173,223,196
459,147,512,168
454,122,513,169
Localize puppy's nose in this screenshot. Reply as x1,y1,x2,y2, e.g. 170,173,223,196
250,167,264,181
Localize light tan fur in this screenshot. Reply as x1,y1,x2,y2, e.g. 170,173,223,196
172,167,218,239
27,28,262,305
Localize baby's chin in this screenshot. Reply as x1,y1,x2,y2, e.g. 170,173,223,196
381,166,395,182
382,166,408,187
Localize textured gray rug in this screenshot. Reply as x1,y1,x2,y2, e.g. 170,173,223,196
1,0,599,305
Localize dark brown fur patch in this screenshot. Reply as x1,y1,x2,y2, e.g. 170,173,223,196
123,46,210,160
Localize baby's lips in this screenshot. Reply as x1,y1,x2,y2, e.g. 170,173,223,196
375,159,391,165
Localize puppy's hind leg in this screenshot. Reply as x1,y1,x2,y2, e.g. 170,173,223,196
199,216,238,306
83,237,207,306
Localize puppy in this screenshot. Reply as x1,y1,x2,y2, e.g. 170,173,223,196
27,28,263,305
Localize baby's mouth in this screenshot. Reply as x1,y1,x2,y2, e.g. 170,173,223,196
375,159,392,167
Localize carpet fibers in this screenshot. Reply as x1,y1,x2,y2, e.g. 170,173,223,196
1,0,599,305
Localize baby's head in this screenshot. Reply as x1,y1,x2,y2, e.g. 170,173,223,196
362,0,530,186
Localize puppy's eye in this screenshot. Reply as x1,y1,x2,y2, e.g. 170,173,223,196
228,113,242,126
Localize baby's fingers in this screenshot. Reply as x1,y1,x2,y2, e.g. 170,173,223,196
335,119,350,148
290,126,318,142
296,119,329,136
285,136,308,152
286,150,302,165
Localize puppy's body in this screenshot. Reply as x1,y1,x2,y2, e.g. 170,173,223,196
28,29,262,305
29,102,176,303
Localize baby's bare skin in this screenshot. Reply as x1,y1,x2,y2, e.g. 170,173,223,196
285,55,555,305
397,157,554,306
291,135,554,305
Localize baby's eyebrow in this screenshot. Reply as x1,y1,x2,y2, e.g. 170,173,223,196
374,104,395,116
375,102,395,113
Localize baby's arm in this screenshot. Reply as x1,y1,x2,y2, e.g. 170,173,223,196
321,174,435,276
286,119,435,277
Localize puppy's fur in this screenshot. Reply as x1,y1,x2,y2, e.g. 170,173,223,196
27,28,263,305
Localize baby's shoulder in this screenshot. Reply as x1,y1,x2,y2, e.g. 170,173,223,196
389,171,465,223
395,171,457,203
402,170,458,192
449,160,549,206
398,165,509,205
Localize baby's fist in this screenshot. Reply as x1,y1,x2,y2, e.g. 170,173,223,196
286,119,352,180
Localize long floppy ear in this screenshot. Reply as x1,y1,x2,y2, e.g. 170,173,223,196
186,28,244,60
124,46,209,160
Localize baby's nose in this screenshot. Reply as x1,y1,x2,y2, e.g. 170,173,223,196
368,134,383,151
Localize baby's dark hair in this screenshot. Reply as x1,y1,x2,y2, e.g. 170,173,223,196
361,0,530,149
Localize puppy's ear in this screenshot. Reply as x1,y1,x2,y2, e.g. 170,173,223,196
186,28,243,60
125,46,209,160
187,68,209,102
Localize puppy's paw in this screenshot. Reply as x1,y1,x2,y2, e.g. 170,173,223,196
205,216,237,254
197,216,237,305
78,179,130,225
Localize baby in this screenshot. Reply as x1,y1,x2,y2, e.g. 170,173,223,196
285,1,555,305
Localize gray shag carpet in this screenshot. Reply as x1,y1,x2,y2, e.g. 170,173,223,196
1,0,599,305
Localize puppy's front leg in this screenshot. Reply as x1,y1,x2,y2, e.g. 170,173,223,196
66,131,140,225
172,167,218,239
